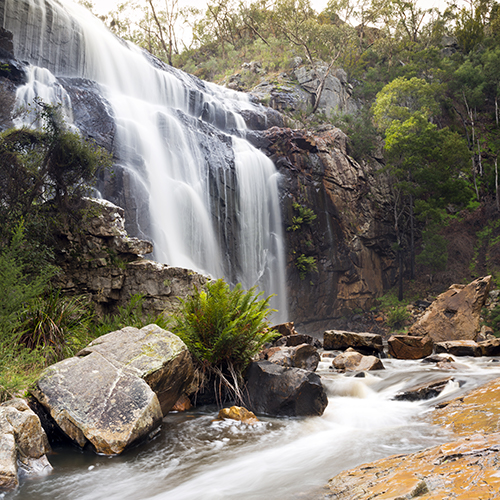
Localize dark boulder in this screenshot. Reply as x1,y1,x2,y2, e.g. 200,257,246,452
324,330,383,355
244,361,328,417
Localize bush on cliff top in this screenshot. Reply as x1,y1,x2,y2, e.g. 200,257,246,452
170,279,278,405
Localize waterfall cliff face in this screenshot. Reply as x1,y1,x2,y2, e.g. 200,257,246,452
1,0,288,318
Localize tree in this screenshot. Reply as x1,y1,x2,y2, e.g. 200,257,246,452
0,101,111,246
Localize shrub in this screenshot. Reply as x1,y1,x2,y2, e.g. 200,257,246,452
295,254,318,280
386,305,411,330
17,289,93,362
169,279,277,404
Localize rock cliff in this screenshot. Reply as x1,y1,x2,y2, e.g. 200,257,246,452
249,125,395,332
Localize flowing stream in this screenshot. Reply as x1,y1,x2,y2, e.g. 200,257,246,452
5,354,500,500
3,0,287,318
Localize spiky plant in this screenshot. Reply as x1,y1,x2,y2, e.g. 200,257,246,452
170,279,278,405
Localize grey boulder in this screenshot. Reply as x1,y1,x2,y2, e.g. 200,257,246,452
33,325,195,455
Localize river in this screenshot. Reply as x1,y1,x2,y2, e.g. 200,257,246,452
5,353,500,500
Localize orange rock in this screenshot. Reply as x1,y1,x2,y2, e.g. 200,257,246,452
217,406,259,424
323,433,500,499
171,394,192,412
432,378,500,435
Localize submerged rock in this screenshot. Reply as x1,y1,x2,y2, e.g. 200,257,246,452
408,275,492,342
0,399,51,491
393,377,453,401
33,325,195,455
217,406,259,424
245,361,328,417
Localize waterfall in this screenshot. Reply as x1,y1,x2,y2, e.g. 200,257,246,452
3,0,288,318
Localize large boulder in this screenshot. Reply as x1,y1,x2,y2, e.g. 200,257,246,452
244,361,328,417
33,325,195,455
331,348,384,372
387,334,433,359
323,330,384,355
0,399,51,491
408,276,492,342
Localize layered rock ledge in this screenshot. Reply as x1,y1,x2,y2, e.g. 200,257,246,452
319,377,500,499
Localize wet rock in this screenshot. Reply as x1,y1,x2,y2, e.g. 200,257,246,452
275,333,322,349
388,334,433,359
435,340,482,357
33,325,195,455
0,399,51,490
408,276,492,342
323,330,383,355
171,394,192,412
321,433,500,500
393,377,453,401
331,348,384,373
245,361,328,417
478,338,500,356
271,321,298,337
432,377,500,435
421,354,455,364
267,344,320,372
217,406,259,424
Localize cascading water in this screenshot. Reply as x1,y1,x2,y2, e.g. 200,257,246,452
2,0,287,318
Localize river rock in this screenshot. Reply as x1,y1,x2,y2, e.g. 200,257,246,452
323,330,383,355
274,333,322,349
331,348,384,373
393,377,453,401
408,275,492,342
435,340,482,357
432,377,500,434
217,406,259,424
267,344,320,371
33,325,195,455
271,321,297,337
321,432,500,499
387,334,433,359
244,361,328,417
0,399,51,490
478,337,500,356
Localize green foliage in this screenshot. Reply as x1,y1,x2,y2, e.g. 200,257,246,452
0,222,56,337
295,253,318,280
287,202,317,231
93,294,168,338
386,305,411,330
372,77,441,132
484,302,500,336
17,290,93,362
170,279,277,403
171,279,276,369
416,226,449,272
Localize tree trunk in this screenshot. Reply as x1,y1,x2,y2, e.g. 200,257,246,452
311,51,341,115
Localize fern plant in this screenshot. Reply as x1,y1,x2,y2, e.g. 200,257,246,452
170,279,278,405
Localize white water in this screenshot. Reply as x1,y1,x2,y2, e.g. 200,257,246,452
6,0,287,318
6,355,500,500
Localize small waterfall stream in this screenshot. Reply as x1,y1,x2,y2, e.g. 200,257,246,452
5,355,500,500
4,0,288,318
